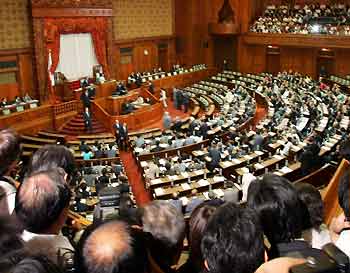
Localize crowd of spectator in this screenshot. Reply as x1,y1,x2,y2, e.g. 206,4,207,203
2,67,350,273
1,127,350,273
250,3,350,35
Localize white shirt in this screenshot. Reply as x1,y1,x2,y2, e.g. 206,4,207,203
280,141,293,156
336,229,350,257
241,173,256,202
0,177,16,215
22,230,74,264
302,224,331,249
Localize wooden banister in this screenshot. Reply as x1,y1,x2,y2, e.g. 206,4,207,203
323,159,350,226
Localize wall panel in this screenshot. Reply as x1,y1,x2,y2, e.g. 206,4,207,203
113,0,173,40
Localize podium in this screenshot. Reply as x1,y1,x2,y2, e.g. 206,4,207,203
55,82,73,102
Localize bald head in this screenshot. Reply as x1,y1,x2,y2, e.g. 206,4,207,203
76,221,147,273
15,170,71,233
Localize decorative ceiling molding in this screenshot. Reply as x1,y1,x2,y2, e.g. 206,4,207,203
31,0,112,9
32,8,113,18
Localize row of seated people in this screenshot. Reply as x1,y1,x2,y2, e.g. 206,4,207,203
329,74,350,87
3,125,350,273
213,71,349,180
137,70,350,208
77,140,119,160
132,88,256,156
0,93,39,116
250,3,350,35
127,64,207,87
19,133,119,160
70,161,136,223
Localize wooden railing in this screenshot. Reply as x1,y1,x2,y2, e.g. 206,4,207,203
53,100,79,116
323,159,350,226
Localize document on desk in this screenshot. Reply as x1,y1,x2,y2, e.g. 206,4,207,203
273,155,283,160
194,170,203,176
181,183,191,191
198,179,209,187
154,188,165,196
232,158,241,164
151,178,162,185
214,189,224,197
280,166,293,174
213,176,225,183
254,163,265,170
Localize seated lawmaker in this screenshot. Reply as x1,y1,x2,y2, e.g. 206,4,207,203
1,97,8,107
121,101,135,115
23,93,32,102
113,82,128,96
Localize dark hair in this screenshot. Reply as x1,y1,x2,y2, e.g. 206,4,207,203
295,182,324,229
75,220,148,273
201,203,264,273
15,170,71,233
338,171,350,219
142,200,185,268
27,145,76,180
247,174,303,247
0,129,21,175
188,204,216,273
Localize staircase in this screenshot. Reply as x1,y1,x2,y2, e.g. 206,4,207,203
59,112,108,135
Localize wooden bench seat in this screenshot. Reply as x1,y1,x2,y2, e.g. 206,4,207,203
77,133,114,140
21,135,56,144
38,131,66,139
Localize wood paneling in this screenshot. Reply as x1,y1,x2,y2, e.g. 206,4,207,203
335,49,350,76
237,37,266,74
0,49,36,100
280,47,316,76
114,37,176,80
18,53,35,98
0,83,19,101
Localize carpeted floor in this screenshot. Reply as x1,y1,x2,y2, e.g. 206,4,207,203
121,99,268,207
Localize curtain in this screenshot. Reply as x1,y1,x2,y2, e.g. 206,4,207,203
55,33,99,80
44,17,110,79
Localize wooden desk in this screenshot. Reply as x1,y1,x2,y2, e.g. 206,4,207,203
106,91,139,115
74,80,117,100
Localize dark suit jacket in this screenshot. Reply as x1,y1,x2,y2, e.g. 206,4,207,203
80,93,90,108
199,123,208,138
114,124,122,138
120,126,128,139
209,148,221,167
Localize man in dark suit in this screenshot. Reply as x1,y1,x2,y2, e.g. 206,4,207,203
83,107,92,132
113,119,122,147
120,122,128,151
199,119,209,139
80,89,91,109
148,81,154,94
182,91,190,113
208,143,221,171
